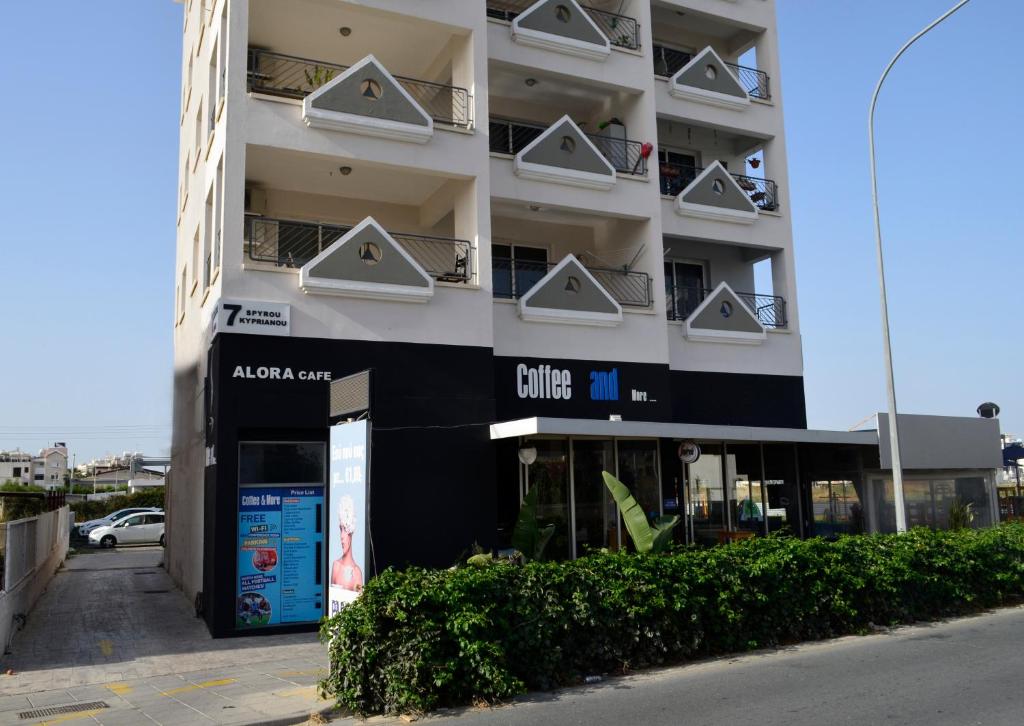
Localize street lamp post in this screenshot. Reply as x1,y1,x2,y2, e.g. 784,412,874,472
868,0,972,533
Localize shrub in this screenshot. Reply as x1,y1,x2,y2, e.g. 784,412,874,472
70,489,165,521
321,524,1024,715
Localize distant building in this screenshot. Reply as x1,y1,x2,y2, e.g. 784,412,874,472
72,467,164,491
0,444,67,490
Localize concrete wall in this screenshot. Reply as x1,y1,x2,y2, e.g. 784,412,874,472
0,507,69,654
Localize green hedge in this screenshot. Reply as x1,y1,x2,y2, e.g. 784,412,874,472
320,524,1024,715
70,489,165,522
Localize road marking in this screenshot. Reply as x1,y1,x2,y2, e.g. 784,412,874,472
106,682,132,696
276,669,325,677
275,685,323,699
38,709,105,726
160,678,237,696
98,640,113,656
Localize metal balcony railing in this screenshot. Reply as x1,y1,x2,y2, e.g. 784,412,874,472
245,216,472,283
651,44,771,100
493,257,653,308
246,48,473,129
489,117,649,176
486,1,641,51
666,284,787,328
658,161,779,212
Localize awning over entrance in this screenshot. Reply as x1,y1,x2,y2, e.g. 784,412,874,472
489,416,880,446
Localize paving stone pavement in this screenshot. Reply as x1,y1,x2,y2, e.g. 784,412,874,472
0,546,343,725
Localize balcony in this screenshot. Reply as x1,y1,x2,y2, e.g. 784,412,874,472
651,44,770,100
493,257,652,308
658,160,778,211
247,48,473,130
486,0,642,51
244,215,472,283
666,284,787,328
489,117,649,176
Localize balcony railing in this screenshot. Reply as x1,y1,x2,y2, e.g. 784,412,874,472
651,44,770,100
246,48,473,129
489,117,649,176
245,216,472,283
486,1,641,51
666,285,787,328
493,257,653,308
658,161,779,212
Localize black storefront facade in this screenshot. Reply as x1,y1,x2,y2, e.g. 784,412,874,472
202,331,995,637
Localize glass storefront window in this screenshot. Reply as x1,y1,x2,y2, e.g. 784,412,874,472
688,444,724,541
871,473,993,532
763,444,798,534
526,440,571,560
810,480,865,536
616,440,661,551
726,444,764,535
572,440,617,554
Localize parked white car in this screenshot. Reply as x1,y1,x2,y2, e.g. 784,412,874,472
88,512,165,548
77,507,162,537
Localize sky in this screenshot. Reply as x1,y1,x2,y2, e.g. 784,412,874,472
0,0,1020,463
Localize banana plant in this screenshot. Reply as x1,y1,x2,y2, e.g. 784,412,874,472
602,471,679,553
511,486,555,561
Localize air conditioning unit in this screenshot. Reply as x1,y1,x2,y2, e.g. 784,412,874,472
244,187,267,215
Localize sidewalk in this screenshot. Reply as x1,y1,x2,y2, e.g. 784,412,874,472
0,546,338,725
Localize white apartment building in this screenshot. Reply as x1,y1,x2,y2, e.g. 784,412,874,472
0,444,68,490
169,0,1001,636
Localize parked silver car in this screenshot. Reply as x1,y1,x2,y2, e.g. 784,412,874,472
77,507,162,537
88,512,165,548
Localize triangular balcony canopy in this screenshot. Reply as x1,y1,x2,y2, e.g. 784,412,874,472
514,115,616,190
675,161,758,224
669,46,751,111
302,55,433,143
518,254,623,326
683,282,766,344
298,217,434,302
511,0,611,62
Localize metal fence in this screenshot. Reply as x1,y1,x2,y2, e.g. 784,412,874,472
247,48,473,129
651,44,770,100
493,257,653,308
245,216,473,283
658,161,779,212
489,117,649,176
666,285,787,328
486,1,641,50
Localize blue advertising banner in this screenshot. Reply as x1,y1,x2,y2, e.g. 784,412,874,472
237,486,324,628
329,421,369,615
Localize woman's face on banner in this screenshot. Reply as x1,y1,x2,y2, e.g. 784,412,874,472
340,524,352,553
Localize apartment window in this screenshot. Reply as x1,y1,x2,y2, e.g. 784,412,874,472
208,47,217,134
192,229,200,293
194,104,203,164
203,189,213,290
213,158,224,273
179,266,187,317
217,7,227,109
492,244,548,299
664,260,707,319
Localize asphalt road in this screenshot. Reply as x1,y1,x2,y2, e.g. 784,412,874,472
419,605,1024,726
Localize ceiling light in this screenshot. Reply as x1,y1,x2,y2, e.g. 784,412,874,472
339,26,352,36
524,78,537,87
339,166,352,176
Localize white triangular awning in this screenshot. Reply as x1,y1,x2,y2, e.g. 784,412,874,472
299,217,434,302
514,115,616,190
511,0,611,62
518,254,623,326
683,281,766,344
669,46,751,110
302,54,434,143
